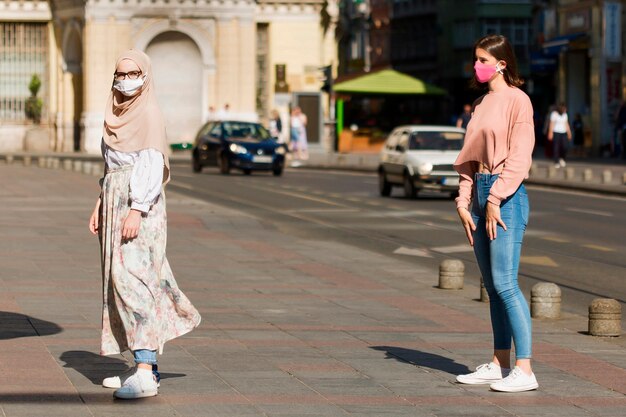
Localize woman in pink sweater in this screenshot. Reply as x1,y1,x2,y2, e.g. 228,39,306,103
453,34,538,393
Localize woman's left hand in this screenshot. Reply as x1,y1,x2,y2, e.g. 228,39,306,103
122,209,143,241
486,201,507,240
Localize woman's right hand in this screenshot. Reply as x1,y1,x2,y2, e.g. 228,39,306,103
457,207,476,246
89,198,101,235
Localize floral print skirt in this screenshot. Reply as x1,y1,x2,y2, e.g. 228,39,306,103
99,165,201,356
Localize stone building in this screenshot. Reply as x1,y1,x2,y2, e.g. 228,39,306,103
0,0,336,153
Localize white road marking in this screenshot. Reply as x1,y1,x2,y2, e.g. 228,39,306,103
566,207,613,217
431,244,473,254
394,246,433,258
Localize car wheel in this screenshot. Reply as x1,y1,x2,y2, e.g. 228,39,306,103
272,166,283,176
219,153,231,175
243,169,252,175
192,157,202,173
403,172,417,199
379,170,392,197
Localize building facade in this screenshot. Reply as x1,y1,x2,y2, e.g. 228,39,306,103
0,0,335,153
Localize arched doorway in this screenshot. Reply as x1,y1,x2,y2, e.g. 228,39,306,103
146,31,203,145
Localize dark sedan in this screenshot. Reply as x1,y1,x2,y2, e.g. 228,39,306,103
192,120,287,176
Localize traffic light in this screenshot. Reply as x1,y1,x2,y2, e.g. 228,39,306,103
320,65,333,93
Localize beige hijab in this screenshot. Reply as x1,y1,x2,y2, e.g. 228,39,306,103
103,49,170,183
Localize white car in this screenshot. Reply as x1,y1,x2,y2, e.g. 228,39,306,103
378,125,465,198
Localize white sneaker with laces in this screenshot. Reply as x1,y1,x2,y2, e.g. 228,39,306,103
113,368,158,399
559,158,566,167
456,362,510,385
490,366,538,392
103,366,160,389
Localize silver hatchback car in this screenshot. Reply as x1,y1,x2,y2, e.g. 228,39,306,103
378,125,465,199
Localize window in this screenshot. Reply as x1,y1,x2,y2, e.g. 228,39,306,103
0,22,49,122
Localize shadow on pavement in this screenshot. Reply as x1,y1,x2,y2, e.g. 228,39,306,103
0,311,63,340
60,350,187,386
0,393,114,404
371,346,471,375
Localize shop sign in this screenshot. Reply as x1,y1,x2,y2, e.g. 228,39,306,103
564,8,590,34
603,1,622,61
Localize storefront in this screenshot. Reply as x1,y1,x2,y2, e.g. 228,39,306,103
333,69,447,153
544,0,623,155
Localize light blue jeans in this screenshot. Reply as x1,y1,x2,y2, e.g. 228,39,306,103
471,173,532,359
134,349,160,381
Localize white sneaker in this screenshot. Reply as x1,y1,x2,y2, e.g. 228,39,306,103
554,163,561,169
103,366,160,389
490,366,538,392
113,368,158,399
456,362,510,385
559,158,566,167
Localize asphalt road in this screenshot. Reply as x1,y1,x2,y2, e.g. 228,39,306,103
168,164,626,318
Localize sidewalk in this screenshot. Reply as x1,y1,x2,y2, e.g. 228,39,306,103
1,162,625,417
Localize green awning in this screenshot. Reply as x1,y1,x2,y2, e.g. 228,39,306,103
333,69,447,95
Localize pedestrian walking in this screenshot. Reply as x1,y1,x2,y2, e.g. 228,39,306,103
290,106,308,163
453,34,538,393
88,49,201,400
547,103,572,167
456,103,472,129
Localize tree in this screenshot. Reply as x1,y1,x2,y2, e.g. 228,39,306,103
25,74,43,124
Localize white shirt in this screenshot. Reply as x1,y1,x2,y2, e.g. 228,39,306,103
101,140,164,213
550,111,569,134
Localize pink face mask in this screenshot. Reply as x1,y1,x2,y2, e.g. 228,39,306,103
474,61,503,83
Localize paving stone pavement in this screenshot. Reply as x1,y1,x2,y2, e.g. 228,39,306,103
0,162,625,417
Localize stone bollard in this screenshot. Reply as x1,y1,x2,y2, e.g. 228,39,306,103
23,156,32,167
529,162,539,177
582,169,593,182
82,161,93,175
45,157,53,169
588,299,621,337
63,159,73,171
6,155,14,165
480,276,489,303
547,165,557,178
37,157,46,168
91,163,102,177
531,283,561,319
565,167,575,180
601,170,612,184
73,160,83,173
438,260,464,289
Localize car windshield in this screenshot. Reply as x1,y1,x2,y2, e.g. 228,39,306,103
223,122,272,142
409,131,464,151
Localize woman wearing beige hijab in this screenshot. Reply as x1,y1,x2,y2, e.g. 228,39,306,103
88,50,201,400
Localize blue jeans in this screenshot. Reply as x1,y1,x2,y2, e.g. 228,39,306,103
471,173,532,359
133,349,160,381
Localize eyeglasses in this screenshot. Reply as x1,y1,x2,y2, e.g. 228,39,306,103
113,71,142,81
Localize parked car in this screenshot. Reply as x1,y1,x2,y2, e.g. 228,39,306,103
192,120,287,175
378,125,465,198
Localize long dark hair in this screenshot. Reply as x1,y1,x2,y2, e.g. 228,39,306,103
470,34,524,90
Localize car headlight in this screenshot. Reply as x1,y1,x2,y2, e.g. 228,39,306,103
416,162,433,176
275,146,286,155
229,143,248,154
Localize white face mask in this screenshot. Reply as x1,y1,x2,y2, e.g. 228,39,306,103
113,76,145,97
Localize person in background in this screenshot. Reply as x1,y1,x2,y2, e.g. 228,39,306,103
290,106,308,163
269,109,283,142
614,100,626,158
88,49,201,400
547,103,572,168
207,105,217,121
572,113,584,155
456,104,472,129
454,34,538,393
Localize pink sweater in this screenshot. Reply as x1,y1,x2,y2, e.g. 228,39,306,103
453,86,535,209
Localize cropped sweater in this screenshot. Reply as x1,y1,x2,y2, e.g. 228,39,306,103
453,86,535,209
